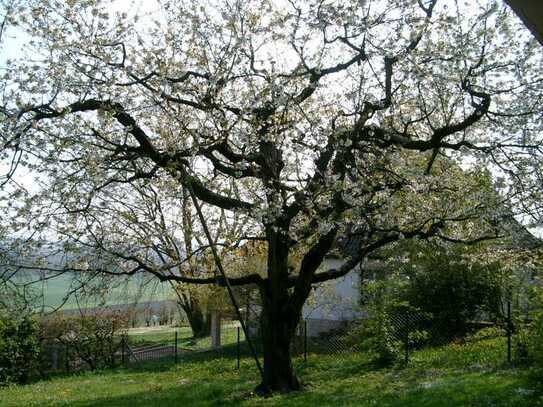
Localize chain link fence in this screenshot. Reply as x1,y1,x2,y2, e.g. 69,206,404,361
287,302,527,369
39,336,126,376
38,300,540,377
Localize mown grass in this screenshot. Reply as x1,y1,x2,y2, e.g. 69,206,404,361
127,324,245,351
1,337,542,406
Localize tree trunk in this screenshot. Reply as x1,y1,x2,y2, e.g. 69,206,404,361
256,305,301,394
255,226,303,394
185,305,211,338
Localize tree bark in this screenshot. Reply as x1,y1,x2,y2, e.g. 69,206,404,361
255,227,303,394
185,306,211,338
180,296,211,338
256,302,301,394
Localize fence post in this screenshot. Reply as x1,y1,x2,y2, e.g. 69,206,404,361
52,345,59,371
404,311,410,365
507,300,512,364
304,320,308,362
237,326,240,370
174,331,178,364
121,335,126,366
65,344,70,373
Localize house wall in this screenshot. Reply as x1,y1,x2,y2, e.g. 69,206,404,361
302,258,364,336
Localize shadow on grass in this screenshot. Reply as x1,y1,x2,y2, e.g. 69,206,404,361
123,339,387,376
48,367,541,407
63,383,252,407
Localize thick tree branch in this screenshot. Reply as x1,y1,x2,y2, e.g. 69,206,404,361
22,99,254,211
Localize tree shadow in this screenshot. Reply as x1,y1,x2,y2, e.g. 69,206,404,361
55,368,538,407
64,385,251,407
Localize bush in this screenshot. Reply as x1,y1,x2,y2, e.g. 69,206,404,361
40,310,129,371
365,240,508,336
0,314,40,385
529,315,543,366
358,314,403,364
401,244,508,336
358,240,510,362
522,288,543,367
356,280,414,364
464,326,506,343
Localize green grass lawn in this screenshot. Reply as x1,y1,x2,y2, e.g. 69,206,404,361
127,324,245,351
1,335,542,406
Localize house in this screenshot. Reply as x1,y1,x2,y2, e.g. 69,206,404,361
301,229,370,337
302,213,542,337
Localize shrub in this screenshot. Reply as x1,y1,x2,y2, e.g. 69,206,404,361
401,243,508,337
523,288,543,367
464,326,506,343
40,310,129,371
359,240,511,362
365,240,508,337
357,280,414,364
0,314,40,385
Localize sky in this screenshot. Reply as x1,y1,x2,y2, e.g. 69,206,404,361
0,0,541,241
0,0,161,62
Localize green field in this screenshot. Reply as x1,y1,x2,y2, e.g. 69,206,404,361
1,333,542,406
13,272,175,310
127,324,245,351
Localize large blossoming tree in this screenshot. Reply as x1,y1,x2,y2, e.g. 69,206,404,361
1,0,542,393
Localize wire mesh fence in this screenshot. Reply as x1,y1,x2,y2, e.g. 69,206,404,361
38,300,538,378
39,336,126,376
286,303,525,369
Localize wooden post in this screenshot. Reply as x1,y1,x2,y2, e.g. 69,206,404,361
211,311,221,348
507,301,512,364
174,331,178,364
304,320,308,362
237,326,240,369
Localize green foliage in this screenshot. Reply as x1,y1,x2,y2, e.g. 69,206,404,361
0,284,41,385
529,312,543,367
358,239,511,362
356,279,410,364
358,314,402,364
40,311,129,371
376,240,508,331
0,314,40,386
516,287,543,367
402,241,507,333
464,326,507,343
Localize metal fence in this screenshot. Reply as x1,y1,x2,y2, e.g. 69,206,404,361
121,323,245,365
292,301,536,368
39,337,126,376
39,302,537,377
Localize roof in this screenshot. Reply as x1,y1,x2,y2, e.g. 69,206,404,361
329,212,542,261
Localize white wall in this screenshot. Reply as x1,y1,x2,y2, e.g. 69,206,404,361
302,258,363,322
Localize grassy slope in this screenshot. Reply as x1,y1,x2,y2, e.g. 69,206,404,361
1,337,542,406
18,272,175,310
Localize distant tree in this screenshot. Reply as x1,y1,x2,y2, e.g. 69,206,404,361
1,0,542,393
